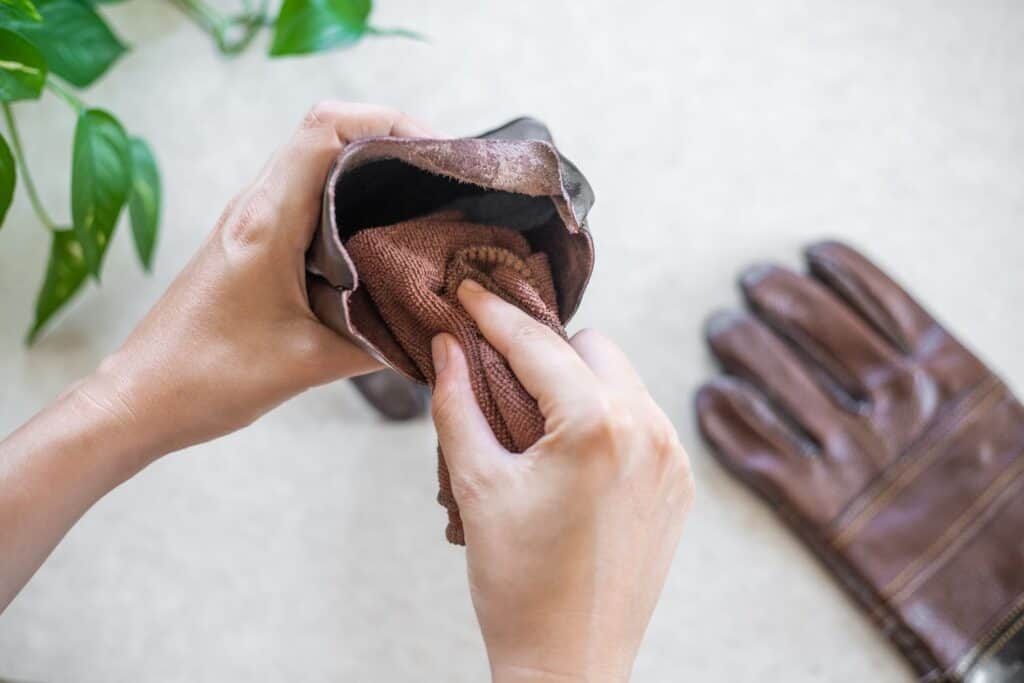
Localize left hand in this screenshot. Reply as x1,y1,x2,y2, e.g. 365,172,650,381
0,102,435,611
83,101,435,463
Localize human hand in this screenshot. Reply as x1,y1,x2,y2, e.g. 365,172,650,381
82,101,434,463
430,281,694,682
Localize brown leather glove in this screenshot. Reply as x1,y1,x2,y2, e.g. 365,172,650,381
696,242,1024,683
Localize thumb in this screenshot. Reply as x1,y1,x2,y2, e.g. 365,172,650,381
431,334,505,497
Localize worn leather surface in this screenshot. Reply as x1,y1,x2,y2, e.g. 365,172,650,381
311,118,594,421
696,242,1024,682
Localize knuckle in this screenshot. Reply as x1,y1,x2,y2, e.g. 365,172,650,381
571,327,610,350
222,187,276,250
509,319,546,348
302,101,339,129
570,394,633,450
394,109,416,130
449,468,489,506
430,379,460,425
214,194,241,232
650,417,683,461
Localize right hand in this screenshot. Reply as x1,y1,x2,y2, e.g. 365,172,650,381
430,281,694,683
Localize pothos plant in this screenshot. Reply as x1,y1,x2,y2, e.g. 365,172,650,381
0,0,415,343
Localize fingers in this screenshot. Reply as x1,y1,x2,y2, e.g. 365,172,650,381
697,376,814,462
705,310,839,444
805,241,940,356
224,101,435,250
430,333,506,488
570,328,681,446
696,377,834,524
569,329,646,396
740,264,903,402
299,100,437,141
457,280,603,420
350,370,428,421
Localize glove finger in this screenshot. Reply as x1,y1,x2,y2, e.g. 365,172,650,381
805,241,939,356
706,310,840,445
696,376,837,525
740,264,905,407
350,370,429,420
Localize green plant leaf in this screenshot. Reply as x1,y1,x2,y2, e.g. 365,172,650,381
26,227,88,344
269,0,372,57
2,0,125,88
0,131,14,226
0,28,47,101
0,0,41,22
71,108,130,277
127,136,159,271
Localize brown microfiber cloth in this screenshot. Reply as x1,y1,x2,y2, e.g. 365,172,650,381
345,211,563,544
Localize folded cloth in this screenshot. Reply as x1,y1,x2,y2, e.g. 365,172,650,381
304,118,595,543
345,213,563,544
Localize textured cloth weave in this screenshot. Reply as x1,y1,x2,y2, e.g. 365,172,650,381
345,213,563,544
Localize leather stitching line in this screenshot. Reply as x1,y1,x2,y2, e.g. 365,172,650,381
745,470,945,680
831,374,1001,539
886,450,1024,603
830,375,1003,547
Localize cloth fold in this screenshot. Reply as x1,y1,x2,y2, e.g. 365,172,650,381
344,212,563,544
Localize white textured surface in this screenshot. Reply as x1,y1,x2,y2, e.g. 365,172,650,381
1,1,1023,681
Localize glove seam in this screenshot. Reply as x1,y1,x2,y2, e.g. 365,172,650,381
718,450,946,681
884,450,1024,603
802,508,944,680
829,375,1004,546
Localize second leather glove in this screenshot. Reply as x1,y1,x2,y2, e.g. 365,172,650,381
697,242,1024,683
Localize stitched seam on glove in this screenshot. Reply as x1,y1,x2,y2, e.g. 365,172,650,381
793,501,946,679
716,443,946,680
829,375,1004,545
885,450,1024,603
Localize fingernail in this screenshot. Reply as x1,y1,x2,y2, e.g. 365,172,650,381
705,310,744,340
459,279,485,295
431,334,449,374
739,263,776,289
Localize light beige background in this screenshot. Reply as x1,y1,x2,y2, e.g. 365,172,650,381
1,1,1022,680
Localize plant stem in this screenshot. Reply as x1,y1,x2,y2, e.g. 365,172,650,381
1,102,59,232
45,77,86,113
171,0,225,36
169,0,269,56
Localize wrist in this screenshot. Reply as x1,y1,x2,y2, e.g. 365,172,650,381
491,661,631,683
485,626,634,683
72,358,171,475
479,604,637,683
